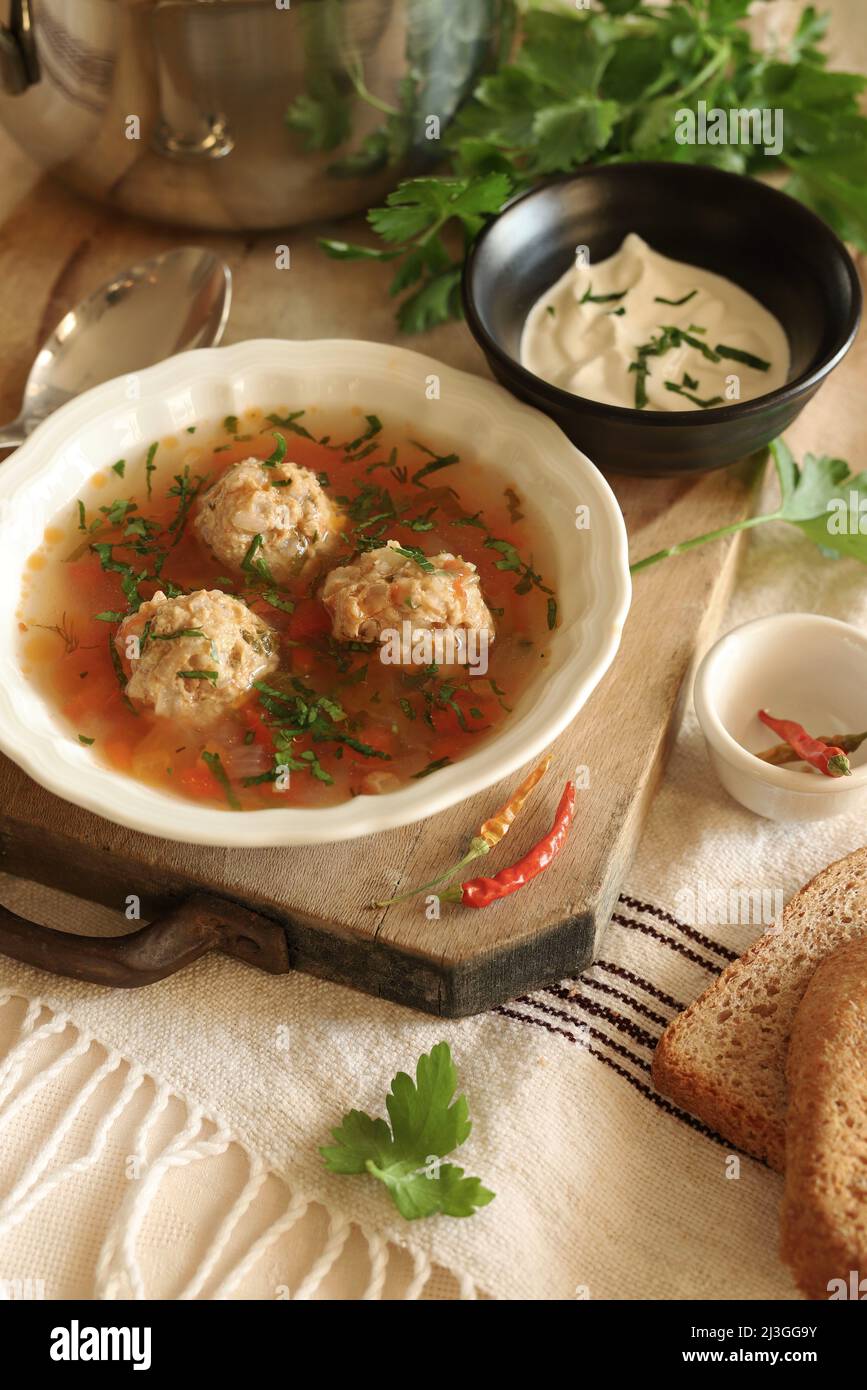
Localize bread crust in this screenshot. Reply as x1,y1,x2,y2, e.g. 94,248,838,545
780,937,867,1301
651,846,867,1167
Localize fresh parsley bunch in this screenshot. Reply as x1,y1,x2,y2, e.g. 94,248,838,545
320,1,867,332
321,1041,494,1219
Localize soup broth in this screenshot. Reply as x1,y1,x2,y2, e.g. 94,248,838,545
18,406,558,811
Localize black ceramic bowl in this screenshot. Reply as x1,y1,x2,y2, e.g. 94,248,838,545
462,162,862,477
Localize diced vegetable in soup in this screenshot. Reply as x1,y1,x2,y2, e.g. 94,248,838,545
17,408,558,810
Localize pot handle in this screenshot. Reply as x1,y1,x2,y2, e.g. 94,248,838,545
0,0,38,95
0,891,292,987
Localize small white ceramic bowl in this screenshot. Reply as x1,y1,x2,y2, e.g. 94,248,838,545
0,339,630,848
694,613,867,822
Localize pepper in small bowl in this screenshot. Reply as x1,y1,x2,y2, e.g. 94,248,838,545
757,711,853,778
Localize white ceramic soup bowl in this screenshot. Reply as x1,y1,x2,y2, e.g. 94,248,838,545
0,339,630,847
694,613,867,822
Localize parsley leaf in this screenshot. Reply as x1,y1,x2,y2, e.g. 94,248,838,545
321,1042,494,1221
631,439,867,572
320,173,511,332
285,69,351,152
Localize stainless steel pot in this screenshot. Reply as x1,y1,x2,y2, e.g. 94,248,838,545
0,0,509,229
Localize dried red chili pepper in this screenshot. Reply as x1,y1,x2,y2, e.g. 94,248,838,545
757,711,852,778
374,756,552,908
756,729,867,766
441,780,576,908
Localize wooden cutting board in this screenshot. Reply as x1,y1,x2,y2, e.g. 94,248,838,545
0,176,852,1017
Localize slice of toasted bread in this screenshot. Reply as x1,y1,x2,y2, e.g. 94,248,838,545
781,936,867,1300
652,846,867,1169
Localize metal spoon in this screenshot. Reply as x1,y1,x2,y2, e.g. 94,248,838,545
0,246,232,449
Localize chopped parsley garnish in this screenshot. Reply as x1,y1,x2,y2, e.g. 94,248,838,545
547,597,557,630
484,537,552,596
504,488,523,523
266,409,314,440
629,324,720,409
654,289,697,306
150,627,207,642
260,588,295,615
607,306,626,317
108,633,137,714
674,328,720,363
393,544,435,572
546,305,556,317
223,414,239,434
664,381,724,409
366,446,400,477
262,430,287,468
410,442,460,487
101,497,136,527
177,669,218,684
145,442,158,498
91,544,148,612
402,506,437,532
714,344,771,371
77,734,95,746
240,533,276,584
77,500,86,531
340,662,368,687
328,414,384,459
486,677,512,712
167,466,208,545
202,750,241,810
251,677,389,783
93,610,126,623
123,516,160,543
412,756,452,779
580,284,627,304
112,459,126,477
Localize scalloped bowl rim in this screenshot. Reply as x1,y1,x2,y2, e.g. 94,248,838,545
0,339,631,847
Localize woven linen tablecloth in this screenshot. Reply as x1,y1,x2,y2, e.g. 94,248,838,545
1,0,866,1305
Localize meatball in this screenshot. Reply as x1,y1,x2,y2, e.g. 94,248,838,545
321,540,494,651
116,589,278,720
194,457,338,581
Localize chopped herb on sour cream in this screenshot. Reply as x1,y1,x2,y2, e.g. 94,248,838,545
520,233,788,412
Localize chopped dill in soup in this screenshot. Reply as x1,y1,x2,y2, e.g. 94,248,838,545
18,406,558,810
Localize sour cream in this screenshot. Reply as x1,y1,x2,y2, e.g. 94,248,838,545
520,233,789,412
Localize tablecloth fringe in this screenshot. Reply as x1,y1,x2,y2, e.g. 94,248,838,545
0,992,485,1301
